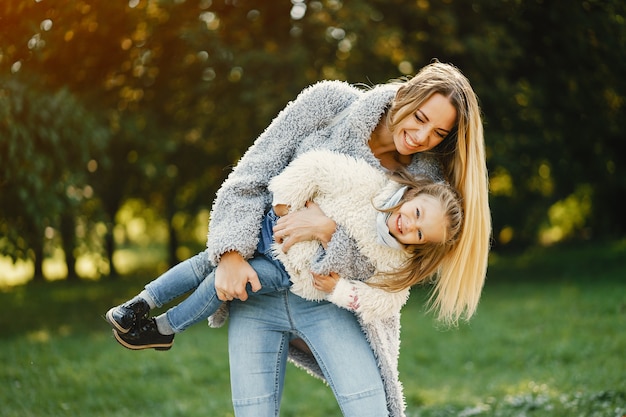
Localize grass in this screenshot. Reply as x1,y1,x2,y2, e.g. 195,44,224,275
1,240,625,416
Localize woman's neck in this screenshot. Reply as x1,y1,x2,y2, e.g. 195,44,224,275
369,118,411,171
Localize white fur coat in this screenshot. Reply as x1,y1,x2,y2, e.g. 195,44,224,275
269,149,411,324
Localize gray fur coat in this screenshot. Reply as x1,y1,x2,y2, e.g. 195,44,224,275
206,80,442,417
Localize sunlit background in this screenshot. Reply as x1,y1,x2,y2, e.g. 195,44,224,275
1,0,625,285
1,3,625,417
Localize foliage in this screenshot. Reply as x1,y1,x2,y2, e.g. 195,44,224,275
0,0,625,280
0,241,624,416
0,77,109,278
469,0,626,246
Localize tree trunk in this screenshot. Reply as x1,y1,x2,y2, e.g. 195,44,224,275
32,239,45,283
168,219,179,269
60,212,78,281
105,223,118,278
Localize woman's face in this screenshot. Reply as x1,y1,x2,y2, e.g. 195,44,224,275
386,194,447,245
393,93,457,155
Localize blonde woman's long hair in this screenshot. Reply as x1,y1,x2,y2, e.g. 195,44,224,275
388,60,492,325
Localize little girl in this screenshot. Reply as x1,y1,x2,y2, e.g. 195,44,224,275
105,149,462,350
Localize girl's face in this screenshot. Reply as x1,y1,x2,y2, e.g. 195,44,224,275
386,194,447,245
393,93,457,155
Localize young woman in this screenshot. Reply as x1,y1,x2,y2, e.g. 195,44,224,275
106,149,463,350
207,60,490,417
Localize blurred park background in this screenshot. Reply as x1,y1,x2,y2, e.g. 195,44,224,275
1,1,625,416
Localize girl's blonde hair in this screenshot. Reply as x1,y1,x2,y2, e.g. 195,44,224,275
388,60,492,324
373,173,464,297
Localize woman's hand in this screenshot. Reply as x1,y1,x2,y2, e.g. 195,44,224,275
214,251,262,301
273,201,336,252
311,271,340,293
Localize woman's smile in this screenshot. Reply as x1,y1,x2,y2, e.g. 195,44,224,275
393,92,457,155
403,131,423,151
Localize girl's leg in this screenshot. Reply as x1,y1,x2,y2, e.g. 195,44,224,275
228,291,291,417
287,294,389,417
165,253,291,333
144,251,214,307
105,251,213,334
111,253,291,351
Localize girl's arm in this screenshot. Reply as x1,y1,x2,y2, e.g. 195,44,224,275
312,272,410,324
309,221,409,324
269,149,379,211
269,150,357,250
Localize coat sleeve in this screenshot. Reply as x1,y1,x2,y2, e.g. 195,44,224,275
309,225,376,281
327,278,410,324
206,81,355,265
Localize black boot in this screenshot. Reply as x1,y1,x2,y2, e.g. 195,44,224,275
105,296,150,334
112,317,174,351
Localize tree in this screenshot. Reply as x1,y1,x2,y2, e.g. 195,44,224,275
1,0,625,283
0,78,109,281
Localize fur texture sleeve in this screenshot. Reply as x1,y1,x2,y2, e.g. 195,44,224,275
206,81,355,265
309,225,376,280
328,278,410,323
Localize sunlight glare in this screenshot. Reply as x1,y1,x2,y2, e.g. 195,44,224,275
290,2,306,20
0,257,33,288
40,19,53,31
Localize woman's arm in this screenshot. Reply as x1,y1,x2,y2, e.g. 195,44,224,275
214,251,262,301
207,81,356,265
273,202,337,250
309,225,376,279
207,82,356,298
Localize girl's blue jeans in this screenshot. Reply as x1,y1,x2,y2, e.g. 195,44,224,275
144,250,291,333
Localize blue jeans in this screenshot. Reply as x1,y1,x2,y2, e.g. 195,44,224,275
228,291,389,417
144,250,291,333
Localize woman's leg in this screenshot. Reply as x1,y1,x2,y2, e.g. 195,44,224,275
287,293,389,417
227,290,388,417
228,291,291,417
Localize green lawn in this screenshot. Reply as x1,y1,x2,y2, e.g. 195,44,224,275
1,240,625,416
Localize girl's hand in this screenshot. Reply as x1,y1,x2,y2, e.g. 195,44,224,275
215,251,262,301
273,201,336,252
311,271,340,293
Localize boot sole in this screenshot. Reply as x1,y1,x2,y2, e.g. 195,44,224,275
105,308,131,334
111,329,173,351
